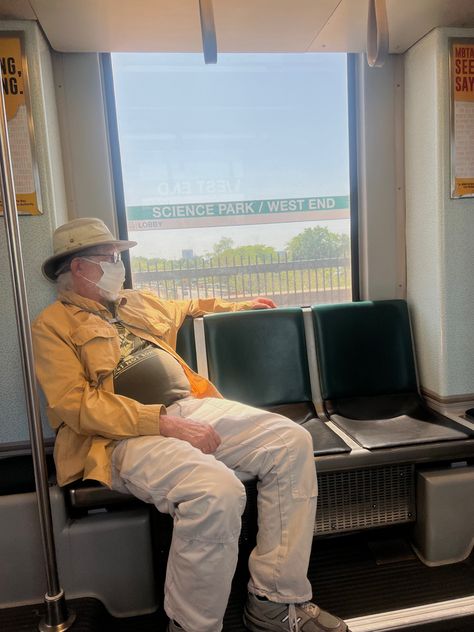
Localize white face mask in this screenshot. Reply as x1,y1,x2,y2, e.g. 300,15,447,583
81,259,126,300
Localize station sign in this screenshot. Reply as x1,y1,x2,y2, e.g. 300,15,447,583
127,195,350,231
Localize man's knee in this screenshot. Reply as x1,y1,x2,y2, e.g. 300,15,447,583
274,421,317,498
177,467,247,542
283,420,314,457
205,469,247,518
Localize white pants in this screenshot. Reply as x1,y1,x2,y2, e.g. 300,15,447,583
111,396,318,632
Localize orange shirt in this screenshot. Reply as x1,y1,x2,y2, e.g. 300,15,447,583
32,289,253,487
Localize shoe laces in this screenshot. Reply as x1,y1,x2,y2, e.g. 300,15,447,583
288,601,319,631
288,604,299,632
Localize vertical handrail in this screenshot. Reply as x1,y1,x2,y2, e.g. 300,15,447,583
0,72,75,630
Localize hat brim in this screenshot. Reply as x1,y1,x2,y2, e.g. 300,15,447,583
42,238,137,282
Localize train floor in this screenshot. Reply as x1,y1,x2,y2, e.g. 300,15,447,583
2,527,474,632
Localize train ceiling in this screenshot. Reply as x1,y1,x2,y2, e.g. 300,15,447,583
1,0,474,54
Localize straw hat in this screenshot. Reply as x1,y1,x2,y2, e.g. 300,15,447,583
42,217,136,281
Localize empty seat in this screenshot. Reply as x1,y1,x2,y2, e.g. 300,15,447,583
312,300,474,449
203,308,350,456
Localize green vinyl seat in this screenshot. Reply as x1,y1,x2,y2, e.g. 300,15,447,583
203,308,350,456
312,300,474,449
176,315,197,371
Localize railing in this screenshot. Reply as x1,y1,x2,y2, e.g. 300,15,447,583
132,252,351,306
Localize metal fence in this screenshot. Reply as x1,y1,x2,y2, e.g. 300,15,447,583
132,252,351,306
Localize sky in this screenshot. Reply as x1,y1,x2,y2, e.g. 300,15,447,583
112,52,351,259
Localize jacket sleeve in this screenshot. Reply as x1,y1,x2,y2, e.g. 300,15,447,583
173,297,255,319
32,317,163,440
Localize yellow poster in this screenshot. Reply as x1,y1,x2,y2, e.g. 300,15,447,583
0,34,41,215
451,40,474,198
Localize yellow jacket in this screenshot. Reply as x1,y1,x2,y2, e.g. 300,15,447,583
32,289,253,487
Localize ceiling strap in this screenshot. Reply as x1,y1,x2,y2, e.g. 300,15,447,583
367,0,389,67
199,0,218,64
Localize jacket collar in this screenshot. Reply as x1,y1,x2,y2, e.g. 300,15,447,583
58,290,127,318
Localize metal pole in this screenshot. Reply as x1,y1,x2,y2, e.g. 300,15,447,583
0,75,75,629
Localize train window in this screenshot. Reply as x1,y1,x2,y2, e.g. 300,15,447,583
111,53,353,306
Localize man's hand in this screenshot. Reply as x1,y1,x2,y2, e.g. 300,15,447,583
160,414,221,454
250,297,277,309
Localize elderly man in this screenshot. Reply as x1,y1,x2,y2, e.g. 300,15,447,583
33,217,348,632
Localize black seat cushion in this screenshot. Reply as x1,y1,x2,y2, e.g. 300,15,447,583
265,401,316,425
300,418,352,455
264,402,351,455
329,393,474,449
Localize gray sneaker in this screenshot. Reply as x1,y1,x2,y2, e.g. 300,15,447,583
167,620,183,632
243,592,348,632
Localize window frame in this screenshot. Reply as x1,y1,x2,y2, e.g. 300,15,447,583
101,51,360,300
347,53,360,301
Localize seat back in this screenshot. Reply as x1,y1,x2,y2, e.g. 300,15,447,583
203,308,312,407
312,300,418,402
176,315,197,371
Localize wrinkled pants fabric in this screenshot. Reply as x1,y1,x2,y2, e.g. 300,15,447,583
111,396,318,632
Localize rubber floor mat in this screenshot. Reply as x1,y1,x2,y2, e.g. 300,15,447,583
1,532,473,631
306,532,474,620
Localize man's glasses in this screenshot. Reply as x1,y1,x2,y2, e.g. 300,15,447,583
83,252,122,264
55,251,122,277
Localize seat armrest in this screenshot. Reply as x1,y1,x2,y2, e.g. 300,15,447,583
67,483,136,509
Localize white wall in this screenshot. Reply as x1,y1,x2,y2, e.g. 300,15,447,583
52,52,119,235
405,27,474,402
356,53,406,301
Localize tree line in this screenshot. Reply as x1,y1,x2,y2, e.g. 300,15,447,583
131,226,350,271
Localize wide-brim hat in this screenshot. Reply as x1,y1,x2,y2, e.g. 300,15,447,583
42,217,137,281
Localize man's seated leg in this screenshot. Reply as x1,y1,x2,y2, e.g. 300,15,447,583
111,433,247,632
166,396,348,632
